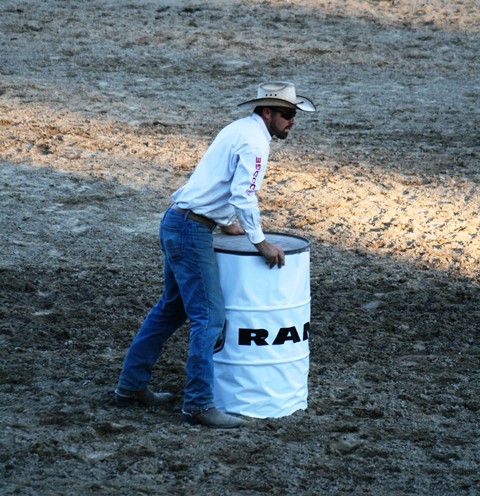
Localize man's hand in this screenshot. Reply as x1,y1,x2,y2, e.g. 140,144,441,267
254,240,285,268
219,223,245,235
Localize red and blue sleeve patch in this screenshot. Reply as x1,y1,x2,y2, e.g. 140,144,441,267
247,157,262,194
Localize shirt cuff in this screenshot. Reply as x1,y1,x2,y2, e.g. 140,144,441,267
245,226,265,245
234,207,265,244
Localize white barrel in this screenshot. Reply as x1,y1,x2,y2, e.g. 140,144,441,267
213,232,310,418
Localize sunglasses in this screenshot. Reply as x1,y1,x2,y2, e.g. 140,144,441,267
271,107,297,120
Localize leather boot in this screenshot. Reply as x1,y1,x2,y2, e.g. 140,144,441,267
184,407,245,428
114,387,175,407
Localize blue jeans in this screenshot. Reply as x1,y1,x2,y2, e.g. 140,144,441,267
117,207,225,413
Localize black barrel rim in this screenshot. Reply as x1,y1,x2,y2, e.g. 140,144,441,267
213,231,310,256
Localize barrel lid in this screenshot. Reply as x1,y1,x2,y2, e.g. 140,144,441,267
213,232,310,255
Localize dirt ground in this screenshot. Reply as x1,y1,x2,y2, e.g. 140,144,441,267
1,0,479,494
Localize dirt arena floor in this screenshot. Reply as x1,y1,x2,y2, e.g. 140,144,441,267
1,0,479,494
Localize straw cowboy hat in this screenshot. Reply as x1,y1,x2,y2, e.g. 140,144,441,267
238,81,316,112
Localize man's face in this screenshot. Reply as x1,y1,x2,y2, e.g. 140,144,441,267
267,108,297,140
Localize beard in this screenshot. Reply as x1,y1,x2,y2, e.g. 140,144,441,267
275,130,289,139
272,124,291,140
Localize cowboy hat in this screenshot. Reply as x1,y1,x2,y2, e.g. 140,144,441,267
238,81,316,112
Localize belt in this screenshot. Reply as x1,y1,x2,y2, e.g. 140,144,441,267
172,206,217,230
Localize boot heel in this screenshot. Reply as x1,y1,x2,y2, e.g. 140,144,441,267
182,413,198,425
114,394,136,407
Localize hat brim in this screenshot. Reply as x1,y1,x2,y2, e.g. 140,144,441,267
238,95,316,112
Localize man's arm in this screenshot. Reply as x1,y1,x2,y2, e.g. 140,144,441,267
229,142,284,267
219,223,245,235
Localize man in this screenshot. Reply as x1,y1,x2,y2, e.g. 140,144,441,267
115,82,316,428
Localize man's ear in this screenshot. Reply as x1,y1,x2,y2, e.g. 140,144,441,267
262,107,272,121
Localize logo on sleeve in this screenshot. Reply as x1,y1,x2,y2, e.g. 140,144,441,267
247,157,262,194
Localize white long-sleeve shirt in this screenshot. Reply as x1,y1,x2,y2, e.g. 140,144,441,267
172,113,271,244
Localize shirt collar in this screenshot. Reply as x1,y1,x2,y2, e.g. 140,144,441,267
250,113,272,143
